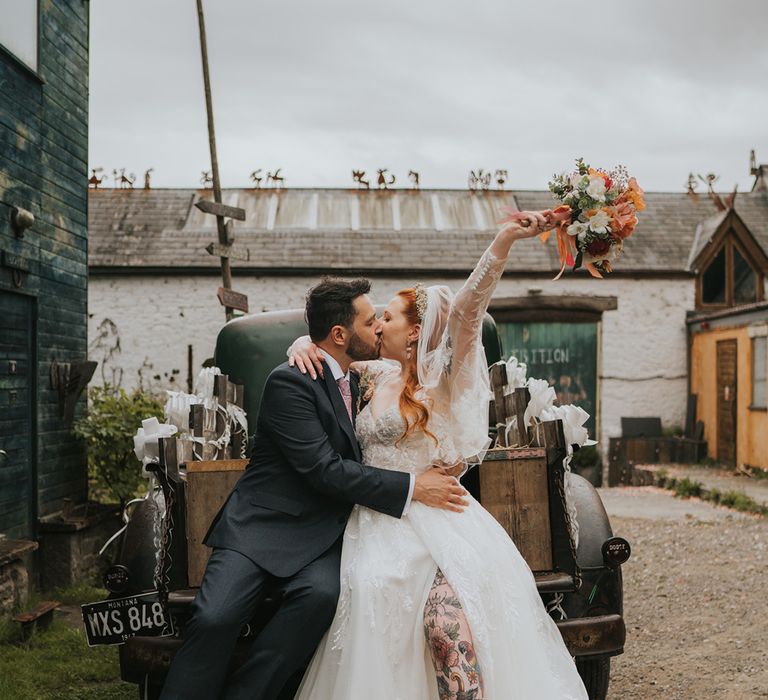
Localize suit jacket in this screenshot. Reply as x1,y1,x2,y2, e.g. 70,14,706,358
204,361,411,577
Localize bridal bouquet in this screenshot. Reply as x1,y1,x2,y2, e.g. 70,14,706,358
502,158,645,279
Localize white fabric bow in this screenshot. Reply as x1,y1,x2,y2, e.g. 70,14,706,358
133,417,178,475
503,356,528,394
539,404,596,453
524,377,557,428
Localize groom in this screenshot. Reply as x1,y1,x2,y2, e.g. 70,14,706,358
160,278,467,700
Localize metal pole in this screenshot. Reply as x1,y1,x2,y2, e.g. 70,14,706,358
196,0,233,321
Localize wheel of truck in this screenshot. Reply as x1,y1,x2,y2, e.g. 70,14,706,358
138,677,164,700
576,656,610,700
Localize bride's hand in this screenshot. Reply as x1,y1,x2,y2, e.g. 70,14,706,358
288,337,324,379
501,209,559,241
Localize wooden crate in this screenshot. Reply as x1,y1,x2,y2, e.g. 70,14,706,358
185,459,247,587
479,446,553,571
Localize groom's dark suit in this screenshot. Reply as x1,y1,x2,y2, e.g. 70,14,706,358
160,361,410,700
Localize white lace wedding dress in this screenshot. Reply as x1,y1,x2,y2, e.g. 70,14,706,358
295,250,588,700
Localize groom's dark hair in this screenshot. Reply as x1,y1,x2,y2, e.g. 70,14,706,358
305,277,372,342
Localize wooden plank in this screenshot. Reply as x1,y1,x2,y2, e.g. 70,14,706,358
216,287,248,313
185,459,248,473
194,199,246,221
186,467,245,586
205,242,250,261
13,600,61,624
478,447,552,572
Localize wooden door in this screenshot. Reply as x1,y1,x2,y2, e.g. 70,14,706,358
0,291,36,538
716,339,738,466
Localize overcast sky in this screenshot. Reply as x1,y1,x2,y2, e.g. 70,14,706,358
89,0,768,193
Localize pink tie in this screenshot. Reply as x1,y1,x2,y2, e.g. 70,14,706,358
336,377,353,422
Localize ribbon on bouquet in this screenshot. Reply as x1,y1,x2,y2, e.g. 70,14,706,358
499,205,603,280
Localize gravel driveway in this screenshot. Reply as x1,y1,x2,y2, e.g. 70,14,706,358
598,486,767,699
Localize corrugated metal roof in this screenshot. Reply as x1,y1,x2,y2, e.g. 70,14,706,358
88,187,768,274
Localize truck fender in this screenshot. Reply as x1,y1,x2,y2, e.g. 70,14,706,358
568,473,614,569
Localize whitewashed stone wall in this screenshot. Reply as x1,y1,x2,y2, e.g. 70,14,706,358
88,273,694,450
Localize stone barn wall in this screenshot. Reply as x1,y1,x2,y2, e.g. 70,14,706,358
88,272,694,450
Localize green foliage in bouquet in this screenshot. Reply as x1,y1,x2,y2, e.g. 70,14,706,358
72,385,164,507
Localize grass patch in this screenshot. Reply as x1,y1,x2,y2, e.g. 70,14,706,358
653,473,768,516
673,477,703,499
0,584,134,700
718,490,768,515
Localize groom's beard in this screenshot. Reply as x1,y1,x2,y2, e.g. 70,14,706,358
346,331,380,361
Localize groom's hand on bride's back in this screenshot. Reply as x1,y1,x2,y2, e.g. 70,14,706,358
413,467,469,512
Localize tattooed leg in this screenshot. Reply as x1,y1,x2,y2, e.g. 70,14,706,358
423,568,484,700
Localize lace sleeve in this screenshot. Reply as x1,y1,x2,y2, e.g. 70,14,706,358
447,247,508,373
418,247,507,467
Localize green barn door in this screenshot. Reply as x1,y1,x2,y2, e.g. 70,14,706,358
496,321,598,439
0,291,36,538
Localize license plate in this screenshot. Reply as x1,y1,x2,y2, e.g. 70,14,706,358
81,591,174,647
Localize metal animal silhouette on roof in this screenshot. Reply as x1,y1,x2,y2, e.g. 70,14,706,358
353,170,370,189
377,169,395,189
88,168,107,189
113,168,136,189
267,169,285,189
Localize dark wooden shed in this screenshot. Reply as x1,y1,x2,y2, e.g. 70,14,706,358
0,0,93,605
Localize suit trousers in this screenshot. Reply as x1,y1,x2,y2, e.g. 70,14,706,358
160,541,342,700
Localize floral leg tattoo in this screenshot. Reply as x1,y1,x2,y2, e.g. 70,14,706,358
423,568,484,700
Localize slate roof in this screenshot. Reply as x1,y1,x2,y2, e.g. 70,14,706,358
88,187,768,275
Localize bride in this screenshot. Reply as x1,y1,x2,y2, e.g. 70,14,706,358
288,210,588,699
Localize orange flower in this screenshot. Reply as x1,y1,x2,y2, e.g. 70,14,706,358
626,177,645,211
607,201,638,240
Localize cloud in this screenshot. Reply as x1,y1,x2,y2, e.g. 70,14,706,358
89,0,768,191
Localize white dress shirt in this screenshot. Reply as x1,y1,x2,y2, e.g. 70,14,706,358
320,349,415,515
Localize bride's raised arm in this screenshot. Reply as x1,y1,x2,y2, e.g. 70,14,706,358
445,210,552,376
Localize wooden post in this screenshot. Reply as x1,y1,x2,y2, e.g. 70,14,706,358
158,437,180,481
196,0,234,321
213,374,230,459
190,404,217,460
505,387,531,447
540,419,577,579
187,344,194,394
489,362,508,446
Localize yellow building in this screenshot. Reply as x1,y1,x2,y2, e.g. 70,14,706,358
688,209,768,468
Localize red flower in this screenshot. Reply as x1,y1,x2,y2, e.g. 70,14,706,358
586,238,612,257
429,630,459,668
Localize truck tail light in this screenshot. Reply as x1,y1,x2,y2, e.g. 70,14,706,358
103,564,131,594
602,537,631,567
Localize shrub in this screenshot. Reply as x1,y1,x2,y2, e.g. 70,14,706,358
570,445,602,474
72,385,165,507
674,477,703,498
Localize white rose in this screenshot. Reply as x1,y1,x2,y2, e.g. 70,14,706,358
569,173,583,189
588,209,611,233
586,176,607,201
566,222,588,237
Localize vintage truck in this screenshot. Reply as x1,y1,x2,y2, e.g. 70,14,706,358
96,309,630,700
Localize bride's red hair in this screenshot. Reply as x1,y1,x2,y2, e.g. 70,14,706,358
396,288,438,447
